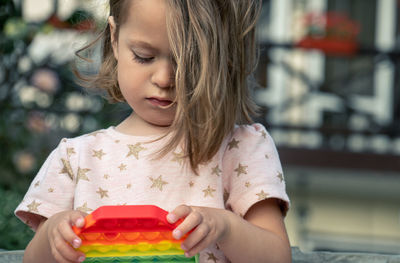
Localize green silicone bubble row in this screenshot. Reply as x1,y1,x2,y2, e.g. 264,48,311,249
83,254,199,263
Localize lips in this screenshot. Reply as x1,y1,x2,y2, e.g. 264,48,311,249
146,97,173,107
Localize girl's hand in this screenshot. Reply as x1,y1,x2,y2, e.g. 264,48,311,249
45,210,88,263
167,205,232,257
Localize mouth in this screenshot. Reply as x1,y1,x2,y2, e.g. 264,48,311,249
146,97,175,108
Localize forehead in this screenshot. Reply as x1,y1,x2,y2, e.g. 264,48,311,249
119,0,167,36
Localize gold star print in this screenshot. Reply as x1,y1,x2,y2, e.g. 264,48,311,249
234,163,248,176
203,185,216,198
27,200,41,213
149,175,168,191
89,131,103,137
260,130,267,139
256,190,269,200
48,188,54,193
171,151,185,165
277,172,284,182
189,181,194,187
77,167,90,183
118,163,127,171
60,158,74,180
34,181,40,187
96,187,109,198
77,202,93,213
92,149,106,160
265,154,269,159
127,143,146,159
245,181,251,188
207,252,218,263
115,140,120,143
127,183,132,189
104,174,109,179
227,138,240,150
211,165,222,176
67,147,76,157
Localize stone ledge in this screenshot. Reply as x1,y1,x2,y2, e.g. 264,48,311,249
1,248,400,262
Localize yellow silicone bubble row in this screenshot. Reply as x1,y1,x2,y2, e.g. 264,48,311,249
78,240,184,257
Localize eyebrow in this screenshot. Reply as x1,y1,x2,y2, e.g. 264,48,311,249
128,40,159,52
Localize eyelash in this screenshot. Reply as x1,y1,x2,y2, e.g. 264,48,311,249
132,51,154,64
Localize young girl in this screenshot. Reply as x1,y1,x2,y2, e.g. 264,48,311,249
15,0,291,262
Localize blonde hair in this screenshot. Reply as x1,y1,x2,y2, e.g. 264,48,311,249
75,0,262,172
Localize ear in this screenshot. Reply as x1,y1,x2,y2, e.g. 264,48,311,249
108,16,118,60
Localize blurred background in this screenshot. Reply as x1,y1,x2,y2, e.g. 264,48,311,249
0,0,399,255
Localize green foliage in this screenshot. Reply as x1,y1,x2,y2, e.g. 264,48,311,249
0,187,34,250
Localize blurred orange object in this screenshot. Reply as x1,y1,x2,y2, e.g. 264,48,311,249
297,12,360,56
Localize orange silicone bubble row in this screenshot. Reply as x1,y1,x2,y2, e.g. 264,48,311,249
80,231,183,245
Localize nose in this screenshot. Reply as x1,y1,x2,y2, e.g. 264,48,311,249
151,60,175,89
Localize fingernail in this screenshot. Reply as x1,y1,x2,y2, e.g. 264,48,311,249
172,229,182,239
76,218,84,227
72,238,81,248
78,256,85,262
167,213,177,223
181,243,187,250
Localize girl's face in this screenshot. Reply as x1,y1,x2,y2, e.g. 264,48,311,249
110,0,175,128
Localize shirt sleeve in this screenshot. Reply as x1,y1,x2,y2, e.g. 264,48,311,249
222,123,290,217
14,138,77,231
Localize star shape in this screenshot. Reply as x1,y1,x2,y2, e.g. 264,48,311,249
77,167,90,183
60,158,74,180
89,131,103,137
171,151,185,165
149,175,168,191
67,147,76,157
260,130,267,139
76,202,93,213
227,138,240,150
234,163,248,176
118,163,127,171
207,252,218,263
127,143,146,159
189,181,194,187
126,183,132,189
48,188,54,193
245,181,251,188
203,185,216,198
211,165,222,176
96,187,109,198
115,140,120,143
92,149,106,160
27,200,41,213
103,174,110,179
265,154,269,159
34,181,40,187
256,190,269,200
277,171,284,182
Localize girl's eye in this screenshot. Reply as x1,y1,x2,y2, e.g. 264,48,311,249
132,51,154,64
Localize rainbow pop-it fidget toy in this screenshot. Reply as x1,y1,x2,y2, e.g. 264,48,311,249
72,205,199,263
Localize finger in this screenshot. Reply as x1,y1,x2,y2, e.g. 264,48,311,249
173,210,203,240
184,233,215,258
52,234,85,263
69,210,87,228
57,220,86,262
167,205,192,224
181,222,210,252
59,218,82,248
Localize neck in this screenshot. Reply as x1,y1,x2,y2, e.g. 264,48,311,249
116,113,170,136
